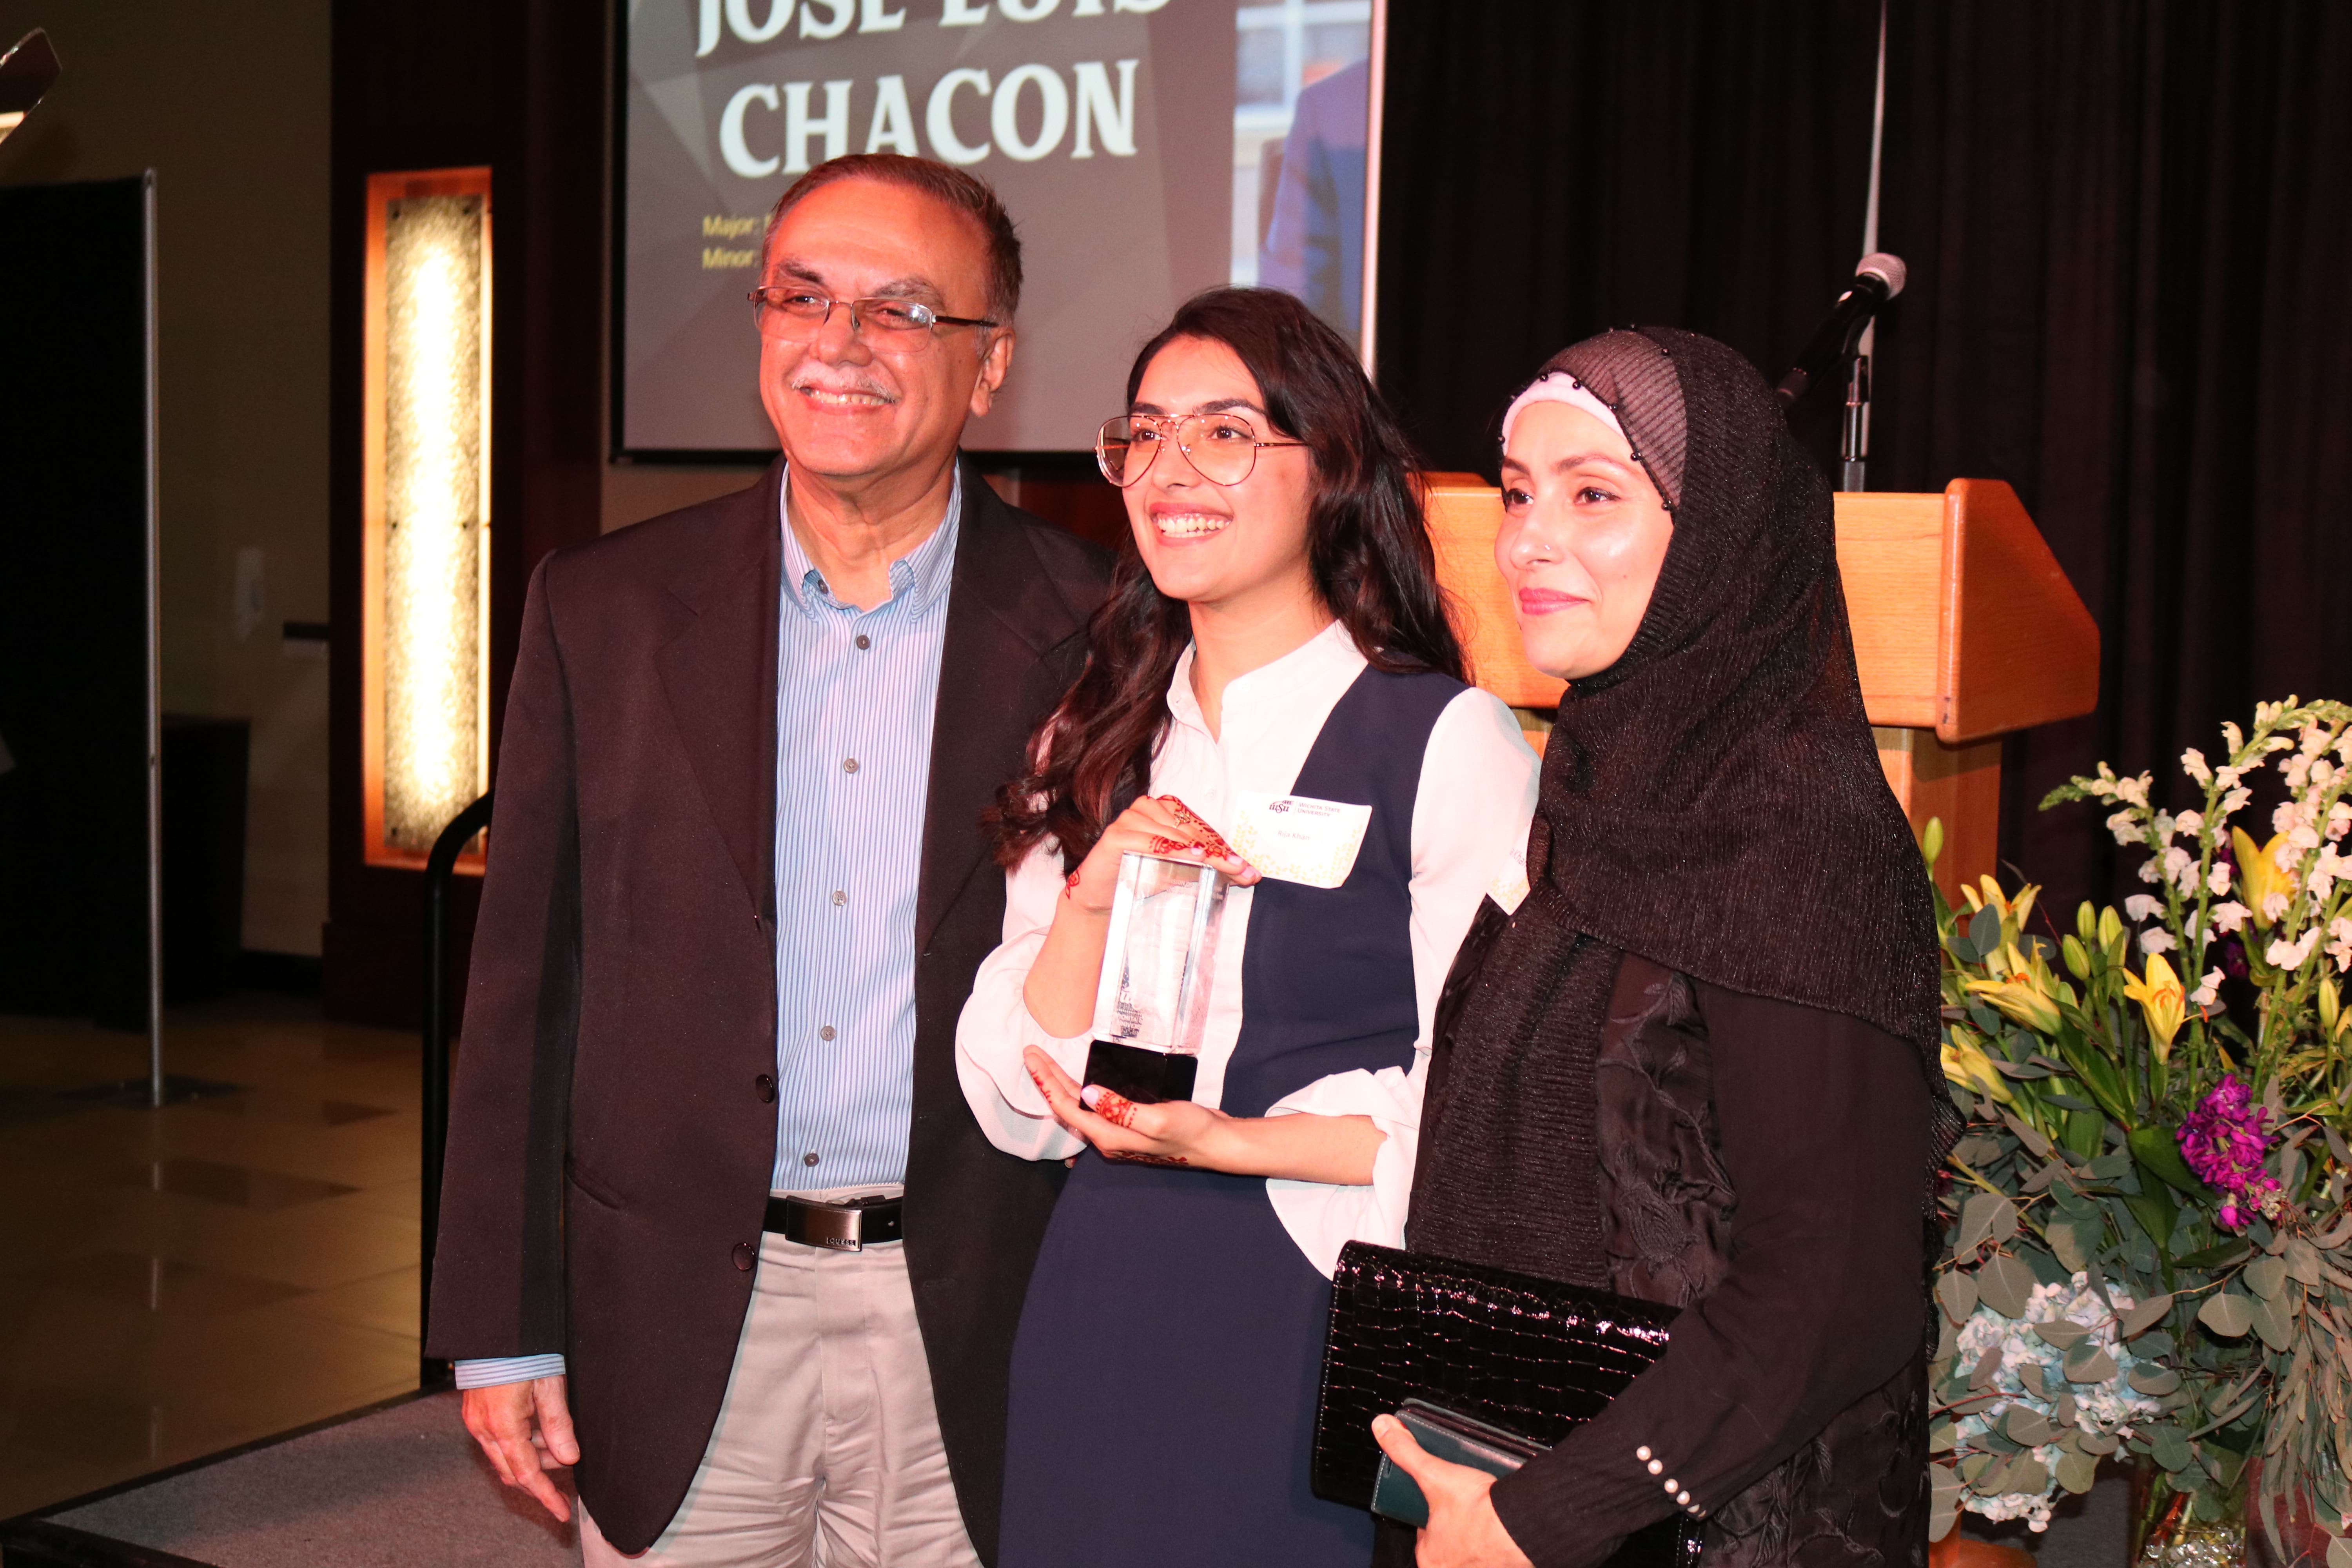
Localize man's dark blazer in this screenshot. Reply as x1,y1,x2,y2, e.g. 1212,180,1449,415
426,458,1114,1558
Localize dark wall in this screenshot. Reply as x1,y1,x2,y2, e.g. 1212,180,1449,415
325,0,608,1024
0,179,152,1020
1376,0,2352,923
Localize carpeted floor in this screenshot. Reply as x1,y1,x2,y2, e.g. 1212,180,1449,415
43,1392,575,1567
18,1384,2134,1568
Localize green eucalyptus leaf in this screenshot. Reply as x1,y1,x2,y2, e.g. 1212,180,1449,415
2026,1247,2077,1286
2064,1342,2120,1383
2251,1292,2297,1352
2057,1448,2100,1494
1978,1252,2037,1318
1938,1270,1979,1325
2006,1457,2051,1496
1930,1418,1957,1454
2006,1405,2055,1445
2018,1363,2049,1401
2081,1431,2120,1456
2050,1218,2092,1274
2120,1294,2175,1338
2051,1182,2102,1220
2324,1537,2352,1568
2200,1291,2255,1338
1929,1462,1964,1544
2130,1367,2183,1396
2150,1425,2195,1472
2035,1318,2090,1351
2247,1256,2289,1300
2283,1238,2324,1287
1959,1451,1994,1483
2085,1149,2136,1181
1956,1194,2003,1258
1969,906,2004,958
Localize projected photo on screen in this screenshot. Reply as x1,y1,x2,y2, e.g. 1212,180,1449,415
616,0,1380,457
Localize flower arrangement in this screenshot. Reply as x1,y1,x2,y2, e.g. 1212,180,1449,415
1929,699,2352,1566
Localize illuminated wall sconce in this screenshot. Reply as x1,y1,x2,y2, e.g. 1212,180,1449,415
363,168,491,870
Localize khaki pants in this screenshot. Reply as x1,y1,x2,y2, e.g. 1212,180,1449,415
580,1188,981,1568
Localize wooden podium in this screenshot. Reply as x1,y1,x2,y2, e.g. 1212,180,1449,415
1424,476,2100,901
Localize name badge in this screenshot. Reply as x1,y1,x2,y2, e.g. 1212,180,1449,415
1230,792,1373,889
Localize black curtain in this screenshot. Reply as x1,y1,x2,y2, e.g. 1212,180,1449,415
1377,0,2352,920
1874,0,2352,918
1376,0,1883,479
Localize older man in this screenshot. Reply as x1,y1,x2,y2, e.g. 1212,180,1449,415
428,155,1113,1566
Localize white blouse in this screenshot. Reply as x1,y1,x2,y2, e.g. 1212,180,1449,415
955,620,1539,1278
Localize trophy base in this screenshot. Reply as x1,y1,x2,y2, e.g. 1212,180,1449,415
1083,1040,1198,1105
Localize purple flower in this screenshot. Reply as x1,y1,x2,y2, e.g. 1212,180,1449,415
2177,1074,2283,1230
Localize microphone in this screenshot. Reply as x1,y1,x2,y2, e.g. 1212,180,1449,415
1773,253,1906,407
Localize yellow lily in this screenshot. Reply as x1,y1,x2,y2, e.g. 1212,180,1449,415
2234,827,2294,930
1962,876,2040,946
2121,952,2186,1060
1965,976,2064,1036
1941,1038,2014,1105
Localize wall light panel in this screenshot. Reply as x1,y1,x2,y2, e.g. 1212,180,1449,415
363,168,491,869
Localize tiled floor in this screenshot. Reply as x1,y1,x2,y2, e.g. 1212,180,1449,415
0,995,423,1517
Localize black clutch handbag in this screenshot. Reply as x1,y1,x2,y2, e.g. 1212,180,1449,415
1312,1241,1706,1568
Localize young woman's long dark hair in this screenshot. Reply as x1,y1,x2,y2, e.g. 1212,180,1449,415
989,286,1463,870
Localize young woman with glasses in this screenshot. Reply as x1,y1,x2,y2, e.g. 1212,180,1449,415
955,287,1537,1567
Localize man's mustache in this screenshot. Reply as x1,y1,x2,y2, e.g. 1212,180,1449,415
790,373,899,404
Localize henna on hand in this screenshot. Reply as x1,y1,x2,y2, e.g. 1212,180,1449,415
1156,797,1238,862
1108,1151,1190,1167
1080,1084,1142,1129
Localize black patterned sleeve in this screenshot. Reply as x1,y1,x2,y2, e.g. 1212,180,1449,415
1486,987,1932,1568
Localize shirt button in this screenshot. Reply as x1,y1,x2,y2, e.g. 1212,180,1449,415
855,633,871,650
830,890,846,907
755,1073,776,1103
802,1151,820,1167
842,757,860,774
731,1241,756,1271
818,1024,837,1041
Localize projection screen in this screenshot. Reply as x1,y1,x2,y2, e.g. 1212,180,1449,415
617,0,1381,456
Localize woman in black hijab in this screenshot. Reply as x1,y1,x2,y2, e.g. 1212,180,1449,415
1369,328,1958,1568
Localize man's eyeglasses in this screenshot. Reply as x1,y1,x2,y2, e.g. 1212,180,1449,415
1096,413,1308,488
748,286,998,345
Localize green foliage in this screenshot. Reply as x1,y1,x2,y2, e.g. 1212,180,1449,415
1925,699,2352,1552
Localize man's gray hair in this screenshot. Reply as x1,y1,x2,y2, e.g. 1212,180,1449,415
763,154,1023,323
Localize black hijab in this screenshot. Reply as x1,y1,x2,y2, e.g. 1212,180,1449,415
1409,327,1957,1286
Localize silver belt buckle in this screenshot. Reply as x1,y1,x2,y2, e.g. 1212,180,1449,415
796,1199,863,1252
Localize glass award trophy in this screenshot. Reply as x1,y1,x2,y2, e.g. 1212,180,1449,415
1082,851,1229,1104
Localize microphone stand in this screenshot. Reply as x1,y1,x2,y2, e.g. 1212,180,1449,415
1840,350,1871,493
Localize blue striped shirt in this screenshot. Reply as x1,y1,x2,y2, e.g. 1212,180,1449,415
455,470,959,1390
767,470,957,1191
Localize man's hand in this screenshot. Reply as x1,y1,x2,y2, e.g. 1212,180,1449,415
1372,1414,1538,1568
462,1375,579,1521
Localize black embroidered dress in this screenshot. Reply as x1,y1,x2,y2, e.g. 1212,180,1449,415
1394,329,1960,1568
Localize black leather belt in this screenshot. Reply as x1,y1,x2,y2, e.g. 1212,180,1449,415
765,1193,903,1251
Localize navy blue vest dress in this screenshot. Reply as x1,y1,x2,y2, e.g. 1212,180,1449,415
998,666,1466,1568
